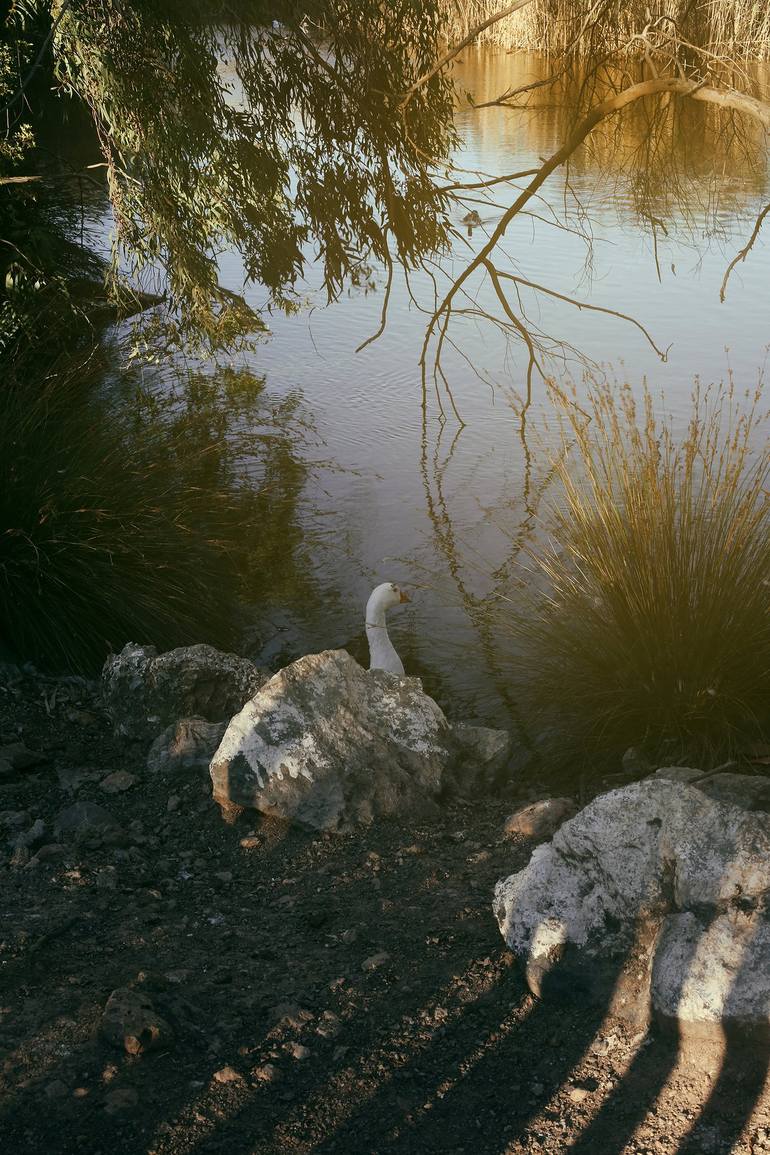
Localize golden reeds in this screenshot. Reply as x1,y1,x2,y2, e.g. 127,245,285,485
508,377,770,766
442,1,770,60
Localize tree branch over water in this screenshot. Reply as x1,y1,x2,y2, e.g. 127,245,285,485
426,71,770,398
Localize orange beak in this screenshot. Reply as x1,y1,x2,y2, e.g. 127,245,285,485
399,589,411,603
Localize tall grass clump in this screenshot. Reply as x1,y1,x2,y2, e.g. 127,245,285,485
512,378,770,767
441,1,770,59
0,351,310,672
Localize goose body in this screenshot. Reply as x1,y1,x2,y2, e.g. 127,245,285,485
366,582,409,676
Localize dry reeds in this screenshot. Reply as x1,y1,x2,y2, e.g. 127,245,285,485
509,378,770,766
442,1,770,60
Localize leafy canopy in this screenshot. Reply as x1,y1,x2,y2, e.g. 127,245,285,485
9,1,457,347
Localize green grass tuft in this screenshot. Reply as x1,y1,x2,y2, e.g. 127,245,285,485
510,378,770,769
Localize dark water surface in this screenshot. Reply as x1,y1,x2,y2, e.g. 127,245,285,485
111,50,770,730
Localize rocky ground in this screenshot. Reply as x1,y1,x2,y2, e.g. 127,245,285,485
1,664,769,1154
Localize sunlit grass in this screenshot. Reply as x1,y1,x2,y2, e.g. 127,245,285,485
509,377,770,768
441,1,770,58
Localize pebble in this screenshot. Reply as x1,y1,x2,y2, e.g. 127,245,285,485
286,1042,311,1060
104,1087,139,1114
213,1065,243,1084
316,1012,342,1039
100,771,138,794
167,795,180,813
252,1062,280,1083
361,951,390,972
13,818,46,850
568,1087,590,1103
239,836,261,849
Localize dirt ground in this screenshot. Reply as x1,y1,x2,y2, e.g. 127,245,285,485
1,664,769,1155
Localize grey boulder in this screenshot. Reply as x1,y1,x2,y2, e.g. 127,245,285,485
210,649,456,832
147,717,228,775
494,778,770,1042
655,765,770,812
445,723,511,795
102,643,268,744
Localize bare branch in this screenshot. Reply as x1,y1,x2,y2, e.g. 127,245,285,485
496,270,670,360
720,202,770,302
400,0,536,108
421,76,770,381
439,168,539,193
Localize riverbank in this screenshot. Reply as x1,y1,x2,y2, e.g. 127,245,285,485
1,661,768,1153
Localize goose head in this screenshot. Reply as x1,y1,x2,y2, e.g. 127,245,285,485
367,582,410,617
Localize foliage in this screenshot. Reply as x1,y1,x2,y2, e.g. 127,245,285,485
0,348,314,670
0,0,457,349
509,379,770,768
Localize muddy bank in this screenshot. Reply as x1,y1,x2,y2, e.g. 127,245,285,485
1,664,768,1154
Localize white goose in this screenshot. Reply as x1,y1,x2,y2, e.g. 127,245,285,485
366,582,410,676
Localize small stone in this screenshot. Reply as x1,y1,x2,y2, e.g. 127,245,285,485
239,836,261,850
316,1012,342,1039
167,795,180,813
35,843,67,862
341,928,358,945
252,1062,279,1083
286,1042,311,1060
57,766,102,793
13,818,46,850
55,801,119,843
100,771,138,794
0,742,46,773
503,797,577,841
213,1065,243,1084
101,987,174,1055
361,951,390,973
568,1087,590,1103
466,850,491,864
268,1003,314,1032
104,1087,139,1114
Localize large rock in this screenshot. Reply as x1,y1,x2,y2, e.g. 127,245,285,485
655,765,770,812
494,778,770,1041
102,643,268,744
210,649,456,832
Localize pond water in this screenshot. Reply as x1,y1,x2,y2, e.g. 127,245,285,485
108,50,770,733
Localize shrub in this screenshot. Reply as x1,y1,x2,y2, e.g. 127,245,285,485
0,350,308,671
511,377,770,768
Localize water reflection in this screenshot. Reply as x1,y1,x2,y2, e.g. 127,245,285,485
44,46,770,751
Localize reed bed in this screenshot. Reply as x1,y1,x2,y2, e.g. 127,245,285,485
508,378,770,767
442,1,770,59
